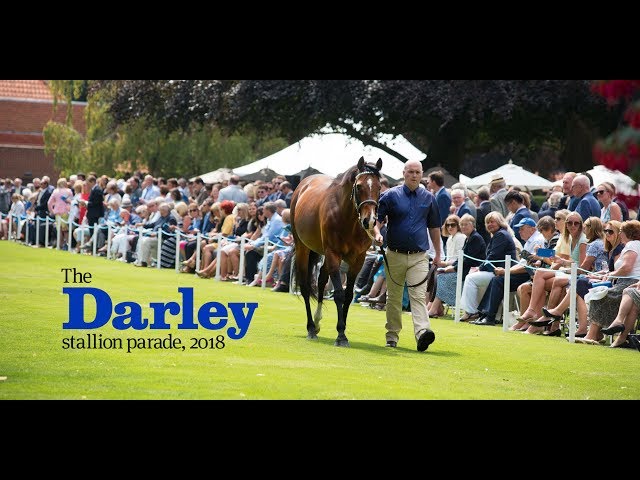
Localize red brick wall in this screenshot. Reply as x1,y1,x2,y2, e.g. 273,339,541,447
0,146,55,182
0,99,85,180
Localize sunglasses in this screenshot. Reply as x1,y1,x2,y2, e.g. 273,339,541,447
596,190,608,195
566,221,582,226
604,229,616,234
446,223,458,227
189,209,198,212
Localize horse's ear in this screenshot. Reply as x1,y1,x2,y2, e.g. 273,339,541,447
357,157,365,171
376,158,382,171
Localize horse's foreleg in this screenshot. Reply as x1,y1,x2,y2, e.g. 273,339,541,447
342,271,357,321
329,270,349,347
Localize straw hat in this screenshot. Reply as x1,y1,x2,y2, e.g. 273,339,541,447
490,174,505,185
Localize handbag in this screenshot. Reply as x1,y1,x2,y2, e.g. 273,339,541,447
627,334,640,352
584,285,609,304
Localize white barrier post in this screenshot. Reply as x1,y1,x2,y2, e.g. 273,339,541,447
68,220,74,253
215,233,222,280
92,224,98,256
107,223,112,259
502,255,511,332
45,216,50,248
35,217,40,247
454,249,464,323
175,231,181,273
238,238,246,284
261,242,269,289
289,251,296,294
568,263,577,342
157,229,162,269
79,224,85,253
196,232,201,272
56,216,61,250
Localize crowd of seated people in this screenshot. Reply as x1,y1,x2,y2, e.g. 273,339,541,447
4,167,640,340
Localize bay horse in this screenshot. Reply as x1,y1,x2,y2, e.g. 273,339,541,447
290,157,383,347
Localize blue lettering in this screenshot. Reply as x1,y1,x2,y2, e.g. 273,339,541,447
112,302,146,330
176,287,197,329
149,302,180,329
197,302,228,330
62,287,112,329
227,303,258,339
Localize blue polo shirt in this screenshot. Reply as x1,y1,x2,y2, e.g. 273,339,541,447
377,184,441,252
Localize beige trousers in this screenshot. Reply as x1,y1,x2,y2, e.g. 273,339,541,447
384,250,431,344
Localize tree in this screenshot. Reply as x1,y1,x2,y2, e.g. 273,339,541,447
94,80,618,176
44,81,288,178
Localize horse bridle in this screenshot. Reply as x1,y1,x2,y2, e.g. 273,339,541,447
350,170,379,241
352,170,431,289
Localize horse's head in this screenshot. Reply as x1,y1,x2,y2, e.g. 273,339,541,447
350,156,383,233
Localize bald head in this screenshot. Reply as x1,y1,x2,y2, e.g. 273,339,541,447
571,174,590,197
562,172,577,194
403,160,423,191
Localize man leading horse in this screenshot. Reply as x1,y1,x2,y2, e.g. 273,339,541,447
373,159,441,351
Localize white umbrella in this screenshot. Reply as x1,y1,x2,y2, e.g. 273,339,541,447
586,164,637,195
460,160,554,191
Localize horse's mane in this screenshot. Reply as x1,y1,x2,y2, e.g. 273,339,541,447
335,162,382,188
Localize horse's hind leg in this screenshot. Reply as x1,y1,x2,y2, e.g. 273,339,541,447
314,260,330,333
296,244,317,340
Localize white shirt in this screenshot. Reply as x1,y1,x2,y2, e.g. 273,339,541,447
615,240,640,278
520,230,546,265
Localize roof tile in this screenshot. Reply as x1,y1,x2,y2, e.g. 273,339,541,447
0,80,53,100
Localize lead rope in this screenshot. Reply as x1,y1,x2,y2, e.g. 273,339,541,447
378,245,431,288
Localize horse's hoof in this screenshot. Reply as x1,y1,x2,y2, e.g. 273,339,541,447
307,334,318,341
334,339,350,347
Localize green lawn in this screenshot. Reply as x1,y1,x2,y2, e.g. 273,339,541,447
0,241,638,399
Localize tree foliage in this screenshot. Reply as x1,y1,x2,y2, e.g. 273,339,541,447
93,80,618,176
45,81,288,179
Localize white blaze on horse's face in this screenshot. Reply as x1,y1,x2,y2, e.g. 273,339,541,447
355,173,380,232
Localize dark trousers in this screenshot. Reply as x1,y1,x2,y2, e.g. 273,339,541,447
185,239,198,260
25,219,56,245
244,250,262,280
478,272,531,320
355,255,379,290
279,248,294,285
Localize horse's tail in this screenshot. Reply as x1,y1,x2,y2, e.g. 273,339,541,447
293,246,322,302
307,251,322,301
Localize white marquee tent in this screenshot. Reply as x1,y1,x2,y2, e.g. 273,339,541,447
232,132,426,181
189,167,233,184
460,160,555,191
586,164,637,195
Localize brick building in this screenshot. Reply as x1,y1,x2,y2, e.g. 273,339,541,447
0,80,86,182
